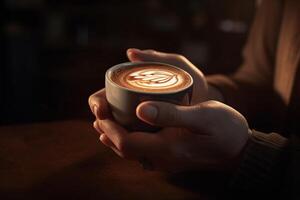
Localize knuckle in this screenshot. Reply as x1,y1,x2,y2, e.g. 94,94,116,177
174,54,187,62
202,100,221,109
171,110,181,123
161,106,181,124
143,49,157,55
193,103,203,110
88,95,93,106
206,100,218,105
88,96,96,115
88,89,105,106
88,94,96,106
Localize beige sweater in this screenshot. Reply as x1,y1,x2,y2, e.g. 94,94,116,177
207,0,299,198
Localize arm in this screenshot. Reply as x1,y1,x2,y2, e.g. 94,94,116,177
207,0,285,129
207,1,291,193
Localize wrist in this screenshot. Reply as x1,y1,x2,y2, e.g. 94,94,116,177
229,130,289,191
229,129,252,172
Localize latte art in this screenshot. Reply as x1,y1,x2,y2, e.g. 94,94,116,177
110,63,192,93
106,62,193,132
127,69,179,89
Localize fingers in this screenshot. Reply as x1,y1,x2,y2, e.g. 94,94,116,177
88,88,110,119
94,120,117,149
97,119,128,151
96,119,130,158
136,101,202,129
99,134,124,156
126,48,189,68
99,134,114,147
93,120,103,133
126,49,207,103
95,119,164,160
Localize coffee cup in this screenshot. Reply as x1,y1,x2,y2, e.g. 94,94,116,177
105,62,193,132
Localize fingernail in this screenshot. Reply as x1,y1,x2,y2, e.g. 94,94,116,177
93,121,97,128
141,105,158,121
99,134,105,141
128,48,140,52
97,121,104,133
127,48,141,55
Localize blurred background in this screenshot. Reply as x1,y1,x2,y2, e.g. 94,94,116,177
0,0,255,125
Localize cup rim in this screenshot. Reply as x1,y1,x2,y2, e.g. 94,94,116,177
105,61,194,94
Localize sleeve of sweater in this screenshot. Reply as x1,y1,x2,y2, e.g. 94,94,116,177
206,0,285,128
205,0,290,193
229,130,289,192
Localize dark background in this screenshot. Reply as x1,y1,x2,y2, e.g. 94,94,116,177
0,0,256,125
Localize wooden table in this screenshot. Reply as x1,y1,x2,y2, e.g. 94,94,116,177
0,120,222,200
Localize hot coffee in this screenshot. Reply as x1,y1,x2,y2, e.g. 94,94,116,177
106,62,193,132
110,64,192,93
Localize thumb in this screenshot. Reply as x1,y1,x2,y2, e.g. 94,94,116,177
136,101,199,128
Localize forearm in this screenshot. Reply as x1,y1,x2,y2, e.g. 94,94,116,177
206,74,249,114
205,0,284,126
206,74,285,129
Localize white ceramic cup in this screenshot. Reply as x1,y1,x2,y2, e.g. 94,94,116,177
105,62,193,132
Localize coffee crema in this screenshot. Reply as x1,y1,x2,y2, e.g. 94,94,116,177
111,64,192,93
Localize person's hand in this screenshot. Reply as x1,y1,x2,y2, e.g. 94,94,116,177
126,48,210,104
90,89,249,172
88,48,245,172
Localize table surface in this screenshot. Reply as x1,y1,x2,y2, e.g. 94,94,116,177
0,120,223,200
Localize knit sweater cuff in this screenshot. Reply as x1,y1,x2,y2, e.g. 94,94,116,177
229,130,289,191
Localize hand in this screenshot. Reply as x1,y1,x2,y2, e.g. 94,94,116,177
89,89,249,173
127,48,210,104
